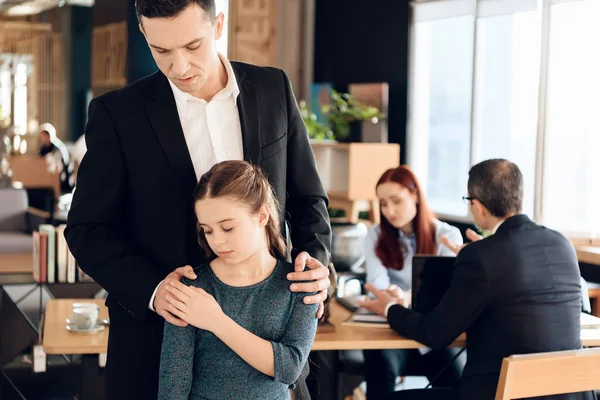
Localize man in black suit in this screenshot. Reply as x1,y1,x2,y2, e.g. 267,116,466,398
361,159,594,400
65,1,331,399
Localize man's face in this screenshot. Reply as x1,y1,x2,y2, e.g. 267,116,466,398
140,4,224,96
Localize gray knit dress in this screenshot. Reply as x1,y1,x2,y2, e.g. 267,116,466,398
158,259,318,400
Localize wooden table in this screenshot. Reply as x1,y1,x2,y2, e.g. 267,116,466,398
314,301,465,350
43,299,108,400
0,253,34,284
576,246,600,266
43,298,600,400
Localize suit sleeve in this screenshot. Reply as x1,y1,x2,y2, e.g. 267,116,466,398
387,244,490,349
281,70,332,266
65,99,163,321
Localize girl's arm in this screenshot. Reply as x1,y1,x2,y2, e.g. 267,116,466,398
157,322,196,400
213,295,318,384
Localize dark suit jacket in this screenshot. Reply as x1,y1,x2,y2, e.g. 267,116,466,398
387,215,594,400
65,63,331,399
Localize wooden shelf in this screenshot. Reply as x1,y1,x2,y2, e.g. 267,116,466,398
0,253,33,275
311,142,400,223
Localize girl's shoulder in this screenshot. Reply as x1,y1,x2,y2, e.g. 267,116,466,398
180,262,213,287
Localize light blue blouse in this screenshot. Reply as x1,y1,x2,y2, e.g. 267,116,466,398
364,219,463,291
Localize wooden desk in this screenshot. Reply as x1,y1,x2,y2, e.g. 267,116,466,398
314,301,465,350
576,246,600,266
43,298,600,400
43,299,108,400
43,299,108,354
44,298,600,353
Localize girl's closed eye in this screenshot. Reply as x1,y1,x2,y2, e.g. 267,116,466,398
222,226,234,233
203,229,213,236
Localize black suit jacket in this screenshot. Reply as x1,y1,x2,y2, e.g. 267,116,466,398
65,63,331,399
387,215,594,400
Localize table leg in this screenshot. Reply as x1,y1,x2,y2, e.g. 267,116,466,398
81,354,100,400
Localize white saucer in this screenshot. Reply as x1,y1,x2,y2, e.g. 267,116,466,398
66,323,105,334
66,318,110,326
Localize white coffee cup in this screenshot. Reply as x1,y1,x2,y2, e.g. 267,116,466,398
72,304,99,330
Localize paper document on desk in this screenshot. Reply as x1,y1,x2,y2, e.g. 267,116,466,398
581,313,600,329
342,307,390,328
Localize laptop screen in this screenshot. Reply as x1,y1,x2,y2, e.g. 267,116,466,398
411,256,456,313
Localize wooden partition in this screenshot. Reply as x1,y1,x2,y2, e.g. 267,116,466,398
0,22,65,139
92,21,127,90
228,0,277,67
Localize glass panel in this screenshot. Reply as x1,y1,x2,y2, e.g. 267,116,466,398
471,10,542,218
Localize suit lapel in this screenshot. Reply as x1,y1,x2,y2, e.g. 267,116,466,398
145,72,197,197
232,63,261,165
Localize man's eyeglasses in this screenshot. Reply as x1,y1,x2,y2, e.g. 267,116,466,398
462,196,485,208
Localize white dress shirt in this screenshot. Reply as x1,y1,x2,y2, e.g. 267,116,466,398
149,53,243,311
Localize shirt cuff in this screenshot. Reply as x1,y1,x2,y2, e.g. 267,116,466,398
149,280,164,312
384,301,397,318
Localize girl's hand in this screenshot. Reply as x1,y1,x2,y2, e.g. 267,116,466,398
164,281,225,332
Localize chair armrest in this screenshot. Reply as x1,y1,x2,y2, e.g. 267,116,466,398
25,207,52,233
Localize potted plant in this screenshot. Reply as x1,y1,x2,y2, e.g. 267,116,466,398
299,100,334,141
322,90,386,142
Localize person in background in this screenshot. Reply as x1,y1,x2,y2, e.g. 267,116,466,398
158,160,318,399
38,126,74,193
361,159,594,400
362,165,465,399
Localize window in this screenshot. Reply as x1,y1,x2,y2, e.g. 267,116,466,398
471,10,542,217
407,0,600,238
215,0,230,57
0,57,29,135
0,70,11,124
13,63,28,134
542,0,600,236
408,15,475,217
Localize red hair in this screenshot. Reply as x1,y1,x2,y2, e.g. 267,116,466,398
375,166,437,271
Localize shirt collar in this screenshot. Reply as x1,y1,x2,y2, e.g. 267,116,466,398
167,53,240,115
492,220,505,234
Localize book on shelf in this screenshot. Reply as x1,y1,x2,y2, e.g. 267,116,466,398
31,223,95,285
39,224,56,283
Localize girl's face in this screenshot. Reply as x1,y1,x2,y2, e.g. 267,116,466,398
376,182,418,232
195,197,269,264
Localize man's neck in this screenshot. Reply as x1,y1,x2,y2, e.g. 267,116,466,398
191,55,228,101
489,212,519,233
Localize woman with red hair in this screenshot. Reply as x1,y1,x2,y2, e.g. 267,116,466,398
363,165,463,399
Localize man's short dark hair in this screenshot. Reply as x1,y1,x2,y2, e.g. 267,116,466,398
135,0,216,23
467,159,523,217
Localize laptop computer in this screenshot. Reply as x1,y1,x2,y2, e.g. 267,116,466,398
411,256,457,313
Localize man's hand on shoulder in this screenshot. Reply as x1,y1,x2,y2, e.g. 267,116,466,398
287,251,330,319
153,265,197,327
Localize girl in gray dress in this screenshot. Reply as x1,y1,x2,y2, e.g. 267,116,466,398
158,160,318,400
